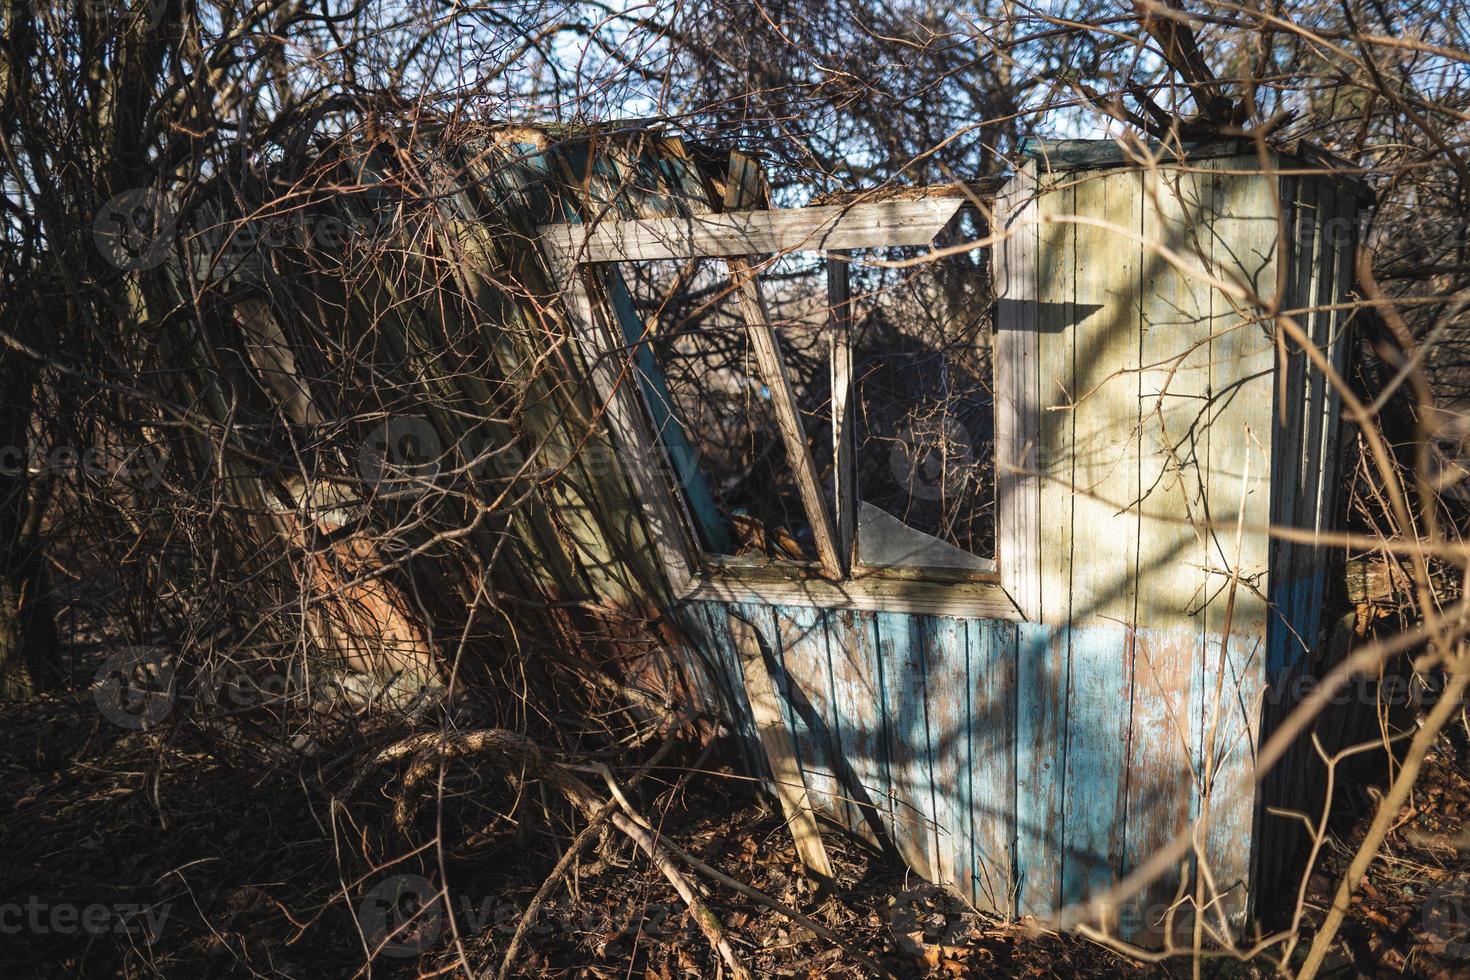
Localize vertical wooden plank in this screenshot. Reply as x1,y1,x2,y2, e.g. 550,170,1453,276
725,604,834,882
1254,173,1302,897
1126,160,1216,931
1199,159,1277,929
829,252,856,573
1033,165,1075,628
1015,620,1064,918
773,605,842,823
1056,168,1141,910
969,618,1018,914
1066,167,1142,628
693,603,768,781
1013,161,1075,919
1262,180,1357,887
877,611,936,881
994,163,1042,620
1122,625,1198,941
922,615,973,897
1135,161,1214,629
825,609,890,844
666,603,719,733
992,178,1018,597
1061,623,1134,908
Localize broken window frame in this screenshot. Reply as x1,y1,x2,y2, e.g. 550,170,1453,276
539,193,1019,620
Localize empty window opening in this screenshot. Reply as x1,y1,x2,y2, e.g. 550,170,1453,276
621,257,833,563
576,193,997,582
849,237,995,573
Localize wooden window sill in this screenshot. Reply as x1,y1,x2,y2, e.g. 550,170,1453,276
679,561,1022,621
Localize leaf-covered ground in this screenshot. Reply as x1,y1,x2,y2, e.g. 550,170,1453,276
5,680,1469,978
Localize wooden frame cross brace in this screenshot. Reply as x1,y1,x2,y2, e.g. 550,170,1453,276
538,190,966,585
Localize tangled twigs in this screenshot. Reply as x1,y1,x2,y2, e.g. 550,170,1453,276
542,762,751,979
494,801,617,980
576,760,895,978
653,831,897,979
336,728,751,978
495,737,682,980
1296,658,1470,979
336,728,545,831
598,804,752,980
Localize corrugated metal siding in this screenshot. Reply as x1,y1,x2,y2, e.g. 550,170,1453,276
1255,172,1363,900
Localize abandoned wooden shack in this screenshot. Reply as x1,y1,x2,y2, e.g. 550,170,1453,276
223,126,1367,940
538,134,1366,935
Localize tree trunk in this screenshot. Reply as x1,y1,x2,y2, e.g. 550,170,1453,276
0,350,59,699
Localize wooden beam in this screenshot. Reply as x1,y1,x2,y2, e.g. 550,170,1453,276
683,564,1022,620
828,251,855,574
722,157,844,580
538,196,965,265
724,611,834,884
538,246,697,594
726,268,843,579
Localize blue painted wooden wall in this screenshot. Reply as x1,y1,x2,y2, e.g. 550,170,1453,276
676,600,1266,934
533,140,1373,945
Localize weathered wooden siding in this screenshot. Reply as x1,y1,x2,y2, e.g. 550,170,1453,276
676,601,1337,931
990,153,1282,928
680,603,1020,909
660,145,1360,941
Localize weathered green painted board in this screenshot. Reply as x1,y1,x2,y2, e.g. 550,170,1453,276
923,615,973,897
879,611,936,882
1061,624,1133,906
1057,168,1143,909
683,603,767,781
823,608,887,840
1015,620,1065,918
827,610,890,844
1124,626,1199,939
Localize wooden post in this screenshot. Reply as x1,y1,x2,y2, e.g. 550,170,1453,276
722,155,843,579
828,251,855,574
725,611,834,884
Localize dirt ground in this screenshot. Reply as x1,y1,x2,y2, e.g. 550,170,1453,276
4,681,1470,979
